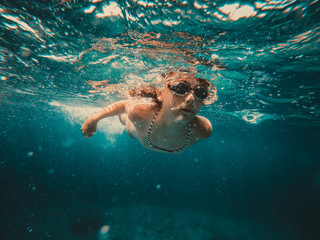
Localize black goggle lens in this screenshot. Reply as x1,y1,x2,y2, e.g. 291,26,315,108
194,86,209,99
169,82,208,100
170,82,190,95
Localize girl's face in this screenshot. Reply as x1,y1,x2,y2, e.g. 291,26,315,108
160,78,209,119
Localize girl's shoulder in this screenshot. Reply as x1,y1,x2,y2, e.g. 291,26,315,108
126,98,160,123
192,115,212,140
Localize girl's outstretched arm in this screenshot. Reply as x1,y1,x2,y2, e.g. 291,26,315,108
81,100,128,138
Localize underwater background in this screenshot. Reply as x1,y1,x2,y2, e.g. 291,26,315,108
0,0,320,239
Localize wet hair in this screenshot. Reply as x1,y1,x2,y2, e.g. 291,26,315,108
128,70,217,105
128,84,162,106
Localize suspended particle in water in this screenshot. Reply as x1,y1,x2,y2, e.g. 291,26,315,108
98,225,110,240
156,184,161,190
100,225,109,234
27,152,34,157
48,168,54,174
29,184,36,191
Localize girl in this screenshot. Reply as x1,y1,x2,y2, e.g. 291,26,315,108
81,70,217,154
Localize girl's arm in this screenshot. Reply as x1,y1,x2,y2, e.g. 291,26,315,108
81,100,128,138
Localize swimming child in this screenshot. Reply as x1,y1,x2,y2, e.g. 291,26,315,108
81,70,217,154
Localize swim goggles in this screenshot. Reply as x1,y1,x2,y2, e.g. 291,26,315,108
167,81,209,100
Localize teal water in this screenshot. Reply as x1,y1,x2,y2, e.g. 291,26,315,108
1,0,320,239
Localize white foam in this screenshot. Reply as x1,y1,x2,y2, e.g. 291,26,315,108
49,100,125,142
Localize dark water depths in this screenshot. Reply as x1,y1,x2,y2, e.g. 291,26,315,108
1,0,320,239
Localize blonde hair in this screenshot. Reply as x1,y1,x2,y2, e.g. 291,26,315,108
128,84,162,105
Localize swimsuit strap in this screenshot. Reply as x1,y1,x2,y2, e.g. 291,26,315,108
146,111,192,153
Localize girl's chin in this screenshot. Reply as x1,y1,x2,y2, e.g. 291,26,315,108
175,112,193,122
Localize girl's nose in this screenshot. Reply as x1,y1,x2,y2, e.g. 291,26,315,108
185,90,195,105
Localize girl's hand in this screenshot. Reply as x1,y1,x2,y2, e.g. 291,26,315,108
81,118,98,139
